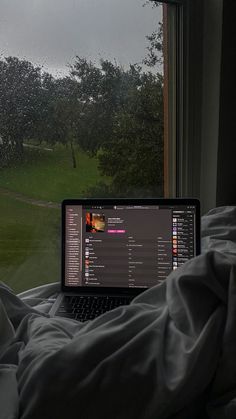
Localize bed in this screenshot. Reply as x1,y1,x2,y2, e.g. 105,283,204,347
1,206,236,419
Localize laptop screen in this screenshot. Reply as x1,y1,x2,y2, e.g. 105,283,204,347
62,199,200,290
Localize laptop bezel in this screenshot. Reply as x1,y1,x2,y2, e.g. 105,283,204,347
61,198,201,295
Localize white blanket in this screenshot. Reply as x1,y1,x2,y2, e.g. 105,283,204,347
1,206,236,419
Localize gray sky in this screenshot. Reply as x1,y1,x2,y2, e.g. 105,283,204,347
0,0,162,77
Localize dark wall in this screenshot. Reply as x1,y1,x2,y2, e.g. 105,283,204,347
216,0,236,206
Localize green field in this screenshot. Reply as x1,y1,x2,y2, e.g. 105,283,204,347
0,195,60,293
0,145,106,202
0,145,109,293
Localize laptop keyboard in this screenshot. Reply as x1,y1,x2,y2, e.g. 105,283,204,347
55,295,133,322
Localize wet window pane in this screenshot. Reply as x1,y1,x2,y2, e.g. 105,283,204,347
0,0,165,292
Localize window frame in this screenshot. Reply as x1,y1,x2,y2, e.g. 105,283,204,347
163,0,224,214
163,0,205,201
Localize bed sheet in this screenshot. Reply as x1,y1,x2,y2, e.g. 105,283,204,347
0,205,236,419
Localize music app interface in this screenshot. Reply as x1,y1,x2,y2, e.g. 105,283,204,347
65,205,196,288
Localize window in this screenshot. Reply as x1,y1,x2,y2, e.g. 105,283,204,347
0,0,180,292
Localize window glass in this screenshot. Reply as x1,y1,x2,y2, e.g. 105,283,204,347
0,0,166,293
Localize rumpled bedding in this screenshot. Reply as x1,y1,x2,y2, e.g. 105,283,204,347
1,206,236,419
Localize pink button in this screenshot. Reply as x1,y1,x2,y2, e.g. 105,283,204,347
107,229,126,233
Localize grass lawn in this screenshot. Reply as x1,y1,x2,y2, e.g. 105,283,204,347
0,145,108,202
0,195,61,294
0,145,111,293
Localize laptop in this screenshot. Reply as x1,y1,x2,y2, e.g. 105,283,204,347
50,198,200,321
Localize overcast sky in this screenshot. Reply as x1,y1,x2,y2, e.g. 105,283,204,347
0,0,162,76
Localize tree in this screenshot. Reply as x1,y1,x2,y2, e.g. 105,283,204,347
143,22,163,68
143,1,163,68
0,56,42,165
88,1,164,197
52,92,80,168
98,71,164,196
68,57,164,197
32,72,58,146
69,57,142,155
37,75,81,168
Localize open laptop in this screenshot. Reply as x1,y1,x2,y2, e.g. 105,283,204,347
50,198,200,322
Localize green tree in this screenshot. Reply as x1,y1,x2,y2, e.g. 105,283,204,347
69,57,142,155
32,72,59,146
69,56,164,197
38,75,81,168
98,72,164,196
143,21,163,68
0,56,42,165
53,93,80,168
143,1,163,68
85,1,164,197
